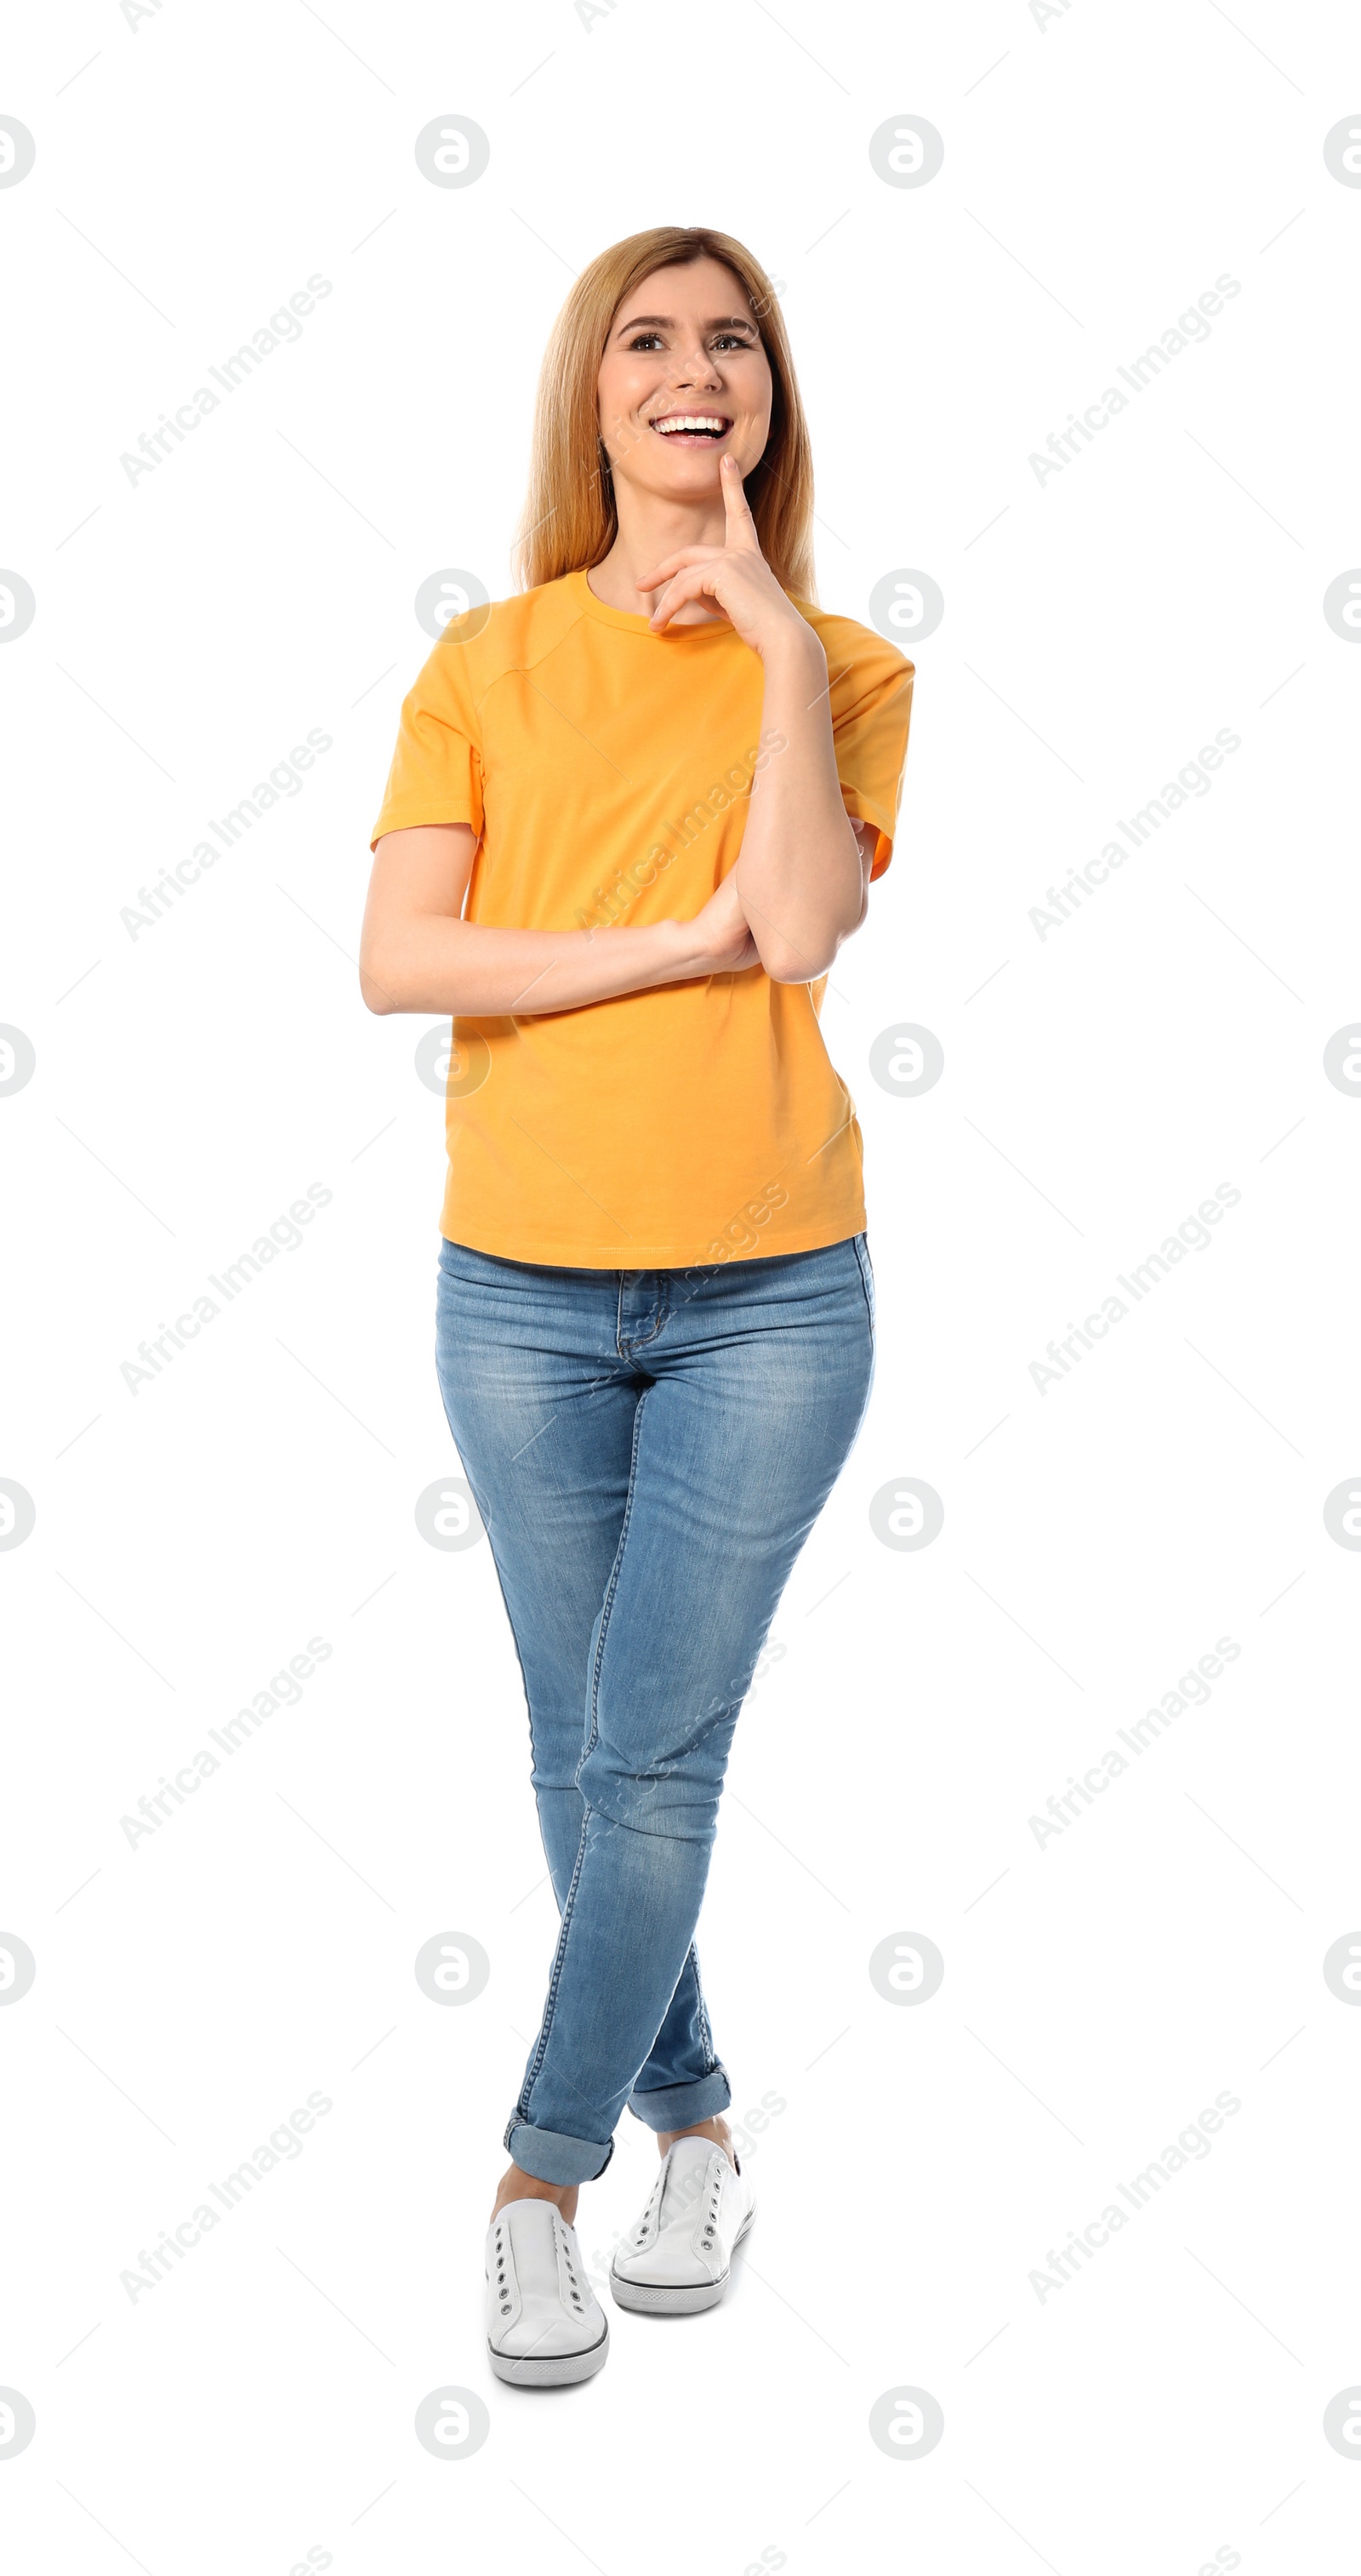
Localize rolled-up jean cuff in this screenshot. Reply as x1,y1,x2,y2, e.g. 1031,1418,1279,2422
504,2116,615,2187
626,2066,732,2134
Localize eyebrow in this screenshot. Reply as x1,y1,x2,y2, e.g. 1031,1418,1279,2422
614,313,758,336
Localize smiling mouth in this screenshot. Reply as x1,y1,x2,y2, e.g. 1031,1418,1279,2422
648,413,732,446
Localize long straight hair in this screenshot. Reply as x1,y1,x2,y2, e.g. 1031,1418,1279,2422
514,226,817,600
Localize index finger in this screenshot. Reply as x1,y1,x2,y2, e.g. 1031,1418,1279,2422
720,453,760,545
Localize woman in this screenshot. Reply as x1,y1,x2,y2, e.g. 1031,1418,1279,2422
361,225,913,2387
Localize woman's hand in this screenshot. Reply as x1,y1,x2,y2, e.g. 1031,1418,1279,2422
672,868,760,977
637,455,817,659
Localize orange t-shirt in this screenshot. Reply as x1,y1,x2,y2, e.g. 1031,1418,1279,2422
371,569,913,1268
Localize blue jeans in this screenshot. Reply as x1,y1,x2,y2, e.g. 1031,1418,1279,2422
435,1233,875,2186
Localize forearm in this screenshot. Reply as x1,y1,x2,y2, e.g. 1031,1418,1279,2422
360,911,708,1017
735,627,864,982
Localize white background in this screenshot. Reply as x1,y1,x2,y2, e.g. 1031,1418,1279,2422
3,1,1359,2567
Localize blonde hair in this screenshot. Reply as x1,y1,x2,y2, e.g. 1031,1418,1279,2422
514,226,816,600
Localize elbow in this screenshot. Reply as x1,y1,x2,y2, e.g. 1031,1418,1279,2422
359,949,401,1015
757,920,851,984
763,950,834,986
753,892,863,985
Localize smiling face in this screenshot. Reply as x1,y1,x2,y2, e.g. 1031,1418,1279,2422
596,255,774,503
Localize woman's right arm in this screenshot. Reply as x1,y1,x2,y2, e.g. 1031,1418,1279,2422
359,824,757,1017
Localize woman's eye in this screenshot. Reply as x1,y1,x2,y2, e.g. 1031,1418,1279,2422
624,330,753,351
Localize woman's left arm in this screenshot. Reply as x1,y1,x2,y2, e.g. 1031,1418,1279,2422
640,453,872,984
737,623,871,980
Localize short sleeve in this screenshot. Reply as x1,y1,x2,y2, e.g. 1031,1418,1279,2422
820,621,914,881
369,621,486,850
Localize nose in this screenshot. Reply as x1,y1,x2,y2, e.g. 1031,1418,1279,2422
670,342,723,391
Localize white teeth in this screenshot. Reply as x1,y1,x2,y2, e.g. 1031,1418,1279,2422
652,415,727,434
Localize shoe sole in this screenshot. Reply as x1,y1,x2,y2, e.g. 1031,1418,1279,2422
487,2317,609,2387
608,2207,755,2315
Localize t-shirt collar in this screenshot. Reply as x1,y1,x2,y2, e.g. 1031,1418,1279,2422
567,567,737,638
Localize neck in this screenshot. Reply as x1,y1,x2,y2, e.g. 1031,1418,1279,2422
586,482,728,622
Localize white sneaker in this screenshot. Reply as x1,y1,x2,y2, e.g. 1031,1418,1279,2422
485,2199,609,2386
610,2138,755,2315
